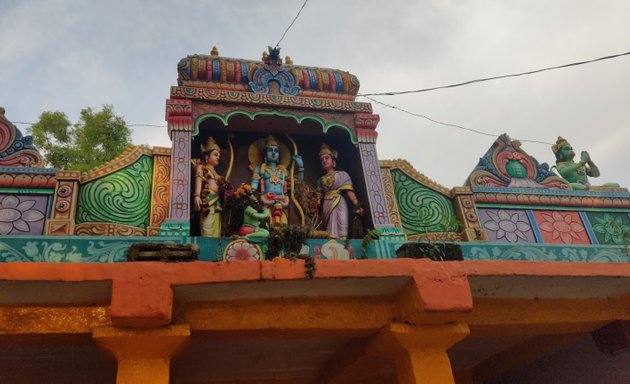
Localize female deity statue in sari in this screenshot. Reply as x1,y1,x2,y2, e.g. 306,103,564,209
193,137,222,237
317,143,363,239
250,135,303,224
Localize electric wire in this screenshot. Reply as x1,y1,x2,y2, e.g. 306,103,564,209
128,124,166,127
359,50,630,96
13,121,166,128
14,47,626,147
363,95,553,145
275,0,309,48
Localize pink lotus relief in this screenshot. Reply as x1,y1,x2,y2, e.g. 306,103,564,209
225,241,261,261
538,211,584,244
0,195,45,235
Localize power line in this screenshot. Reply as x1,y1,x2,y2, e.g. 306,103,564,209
363,95,553,146
15,101,553,145
359,50,630,97
13,121,166,128
275,0,309,48
128,124,166,128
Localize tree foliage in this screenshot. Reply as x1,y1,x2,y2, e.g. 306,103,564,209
29,105,131,172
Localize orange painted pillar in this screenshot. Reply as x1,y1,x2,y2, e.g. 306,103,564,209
93,324,190,384
371,323,470,384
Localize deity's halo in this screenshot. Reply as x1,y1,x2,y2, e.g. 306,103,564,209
248,136,291,171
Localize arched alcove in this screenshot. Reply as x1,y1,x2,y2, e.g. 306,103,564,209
189,111,368,235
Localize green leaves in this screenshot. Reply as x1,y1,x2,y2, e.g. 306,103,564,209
28,105,131,172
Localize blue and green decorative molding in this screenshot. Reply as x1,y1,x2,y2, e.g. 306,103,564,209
0,236,405,262
2,234,628,263
462,242,629,263
0,236,224,263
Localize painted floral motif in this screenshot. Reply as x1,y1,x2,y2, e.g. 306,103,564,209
463,243,627,262
0,239,131,262
536,211,587,245
224,240,261,261
482,210,532,243
314,239,354,260
591,213,630,245
0,195,45,235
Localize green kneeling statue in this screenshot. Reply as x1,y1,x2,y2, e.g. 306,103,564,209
552,136,619,190
238,194,271,239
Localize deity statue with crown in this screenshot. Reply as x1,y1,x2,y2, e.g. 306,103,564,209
552,136,619,190
317,143,363,239
193,137,223,237
249,135,303,224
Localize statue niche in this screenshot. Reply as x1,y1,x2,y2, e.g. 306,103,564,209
191,116,369,242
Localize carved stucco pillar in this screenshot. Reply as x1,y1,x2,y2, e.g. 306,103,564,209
148,147,172,236
46,170,81,235
161,99,193,235
451,187,488,242
355,113,392,229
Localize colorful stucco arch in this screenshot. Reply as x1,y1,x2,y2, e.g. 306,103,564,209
193,110,357,144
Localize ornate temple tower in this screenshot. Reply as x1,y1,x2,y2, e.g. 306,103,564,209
161,47,394,236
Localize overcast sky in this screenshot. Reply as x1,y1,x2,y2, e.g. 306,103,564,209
2,0,629,189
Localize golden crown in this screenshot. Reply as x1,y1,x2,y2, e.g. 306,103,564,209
265,135,279,148
319,143,338,159
201,136,220,154
551,136,569,155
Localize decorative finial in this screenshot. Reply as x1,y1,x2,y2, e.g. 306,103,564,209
285,56,293,65
267,46,281,62
262,51,269,61
262,46,283,74
210,46,219,56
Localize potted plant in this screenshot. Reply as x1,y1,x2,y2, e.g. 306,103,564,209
396,217,463,261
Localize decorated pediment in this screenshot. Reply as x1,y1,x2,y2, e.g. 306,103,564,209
466,134,569,189
177,47,360,99
0,107,44,168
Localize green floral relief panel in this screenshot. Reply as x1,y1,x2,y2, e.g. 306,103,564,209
0,236,195,262
462,243,629,263
76,155,153,228
390,169,458,235
585,212,630,245
0,236,403,263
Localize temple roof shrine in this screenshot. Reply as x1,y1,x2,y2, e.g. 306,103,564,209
0,48,628,384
